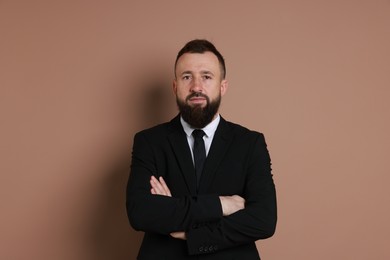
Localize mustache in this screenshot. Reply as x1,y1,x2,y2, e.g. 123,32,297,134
186,92,208,101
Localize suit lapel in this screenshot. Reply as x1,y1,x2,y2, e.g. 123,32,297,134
198,117,233,193
167,116,197,195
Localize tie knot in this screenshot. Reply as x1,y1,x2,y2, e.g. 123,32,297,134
192,129,205,139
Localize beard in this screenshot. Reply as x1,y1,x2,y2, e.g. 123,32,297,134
176,92,221,129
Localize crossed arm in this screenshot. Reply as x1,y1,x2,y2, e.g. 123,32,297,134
150,175,246,240
128,131,277,255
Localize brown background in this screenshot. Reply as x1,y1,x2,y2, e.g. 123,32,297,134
1,1,389,259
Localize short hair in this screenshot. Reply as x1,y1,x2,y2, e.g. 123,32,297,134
174,39,226,79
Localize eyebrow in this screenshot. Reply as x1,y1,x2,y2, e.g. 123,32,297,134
200,70,214,75
180,70,193,75
180,70,215,76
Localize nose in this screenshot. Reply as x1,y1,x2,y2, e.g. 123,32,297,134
190,77,203,93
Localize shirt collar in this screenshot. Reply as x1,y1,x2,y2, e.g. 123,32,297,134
180,114,220,138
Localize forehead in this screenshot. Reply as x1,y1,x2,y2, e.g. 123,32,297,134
175,52,221,74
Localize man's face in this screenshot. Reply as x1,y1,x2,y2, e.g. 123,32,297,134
173,51,228,128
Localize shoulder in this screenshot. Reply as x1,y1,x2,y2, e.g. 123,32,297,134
136,121,171,136
221,117,265,140
220,118,269,157
134,116,182,140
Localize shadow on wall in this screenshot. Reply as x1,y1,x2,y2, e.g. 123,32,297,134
91,165,143,260
138,78,176,129
123,76,174,259
77,71,175,260
125,78,175,258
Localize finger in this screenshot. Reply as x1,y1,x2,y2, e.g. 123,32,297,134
170,231,186,240
154,176,170,196
150,176,167,196
233,195,245,203
150,176,165,195
159,177,172,197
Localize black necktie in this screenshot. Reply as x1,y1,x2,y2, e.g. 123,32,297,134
192,129,206,186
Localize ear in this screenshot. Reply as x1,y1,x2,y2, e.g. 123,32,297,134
220,79,228,96
172,79,177,95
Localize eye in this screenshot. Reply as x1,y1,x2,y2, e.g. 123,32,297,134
182,75,191,80
203,75,212,80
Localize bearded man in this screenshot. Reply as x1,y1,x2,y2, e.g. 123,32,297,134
126,39,277,260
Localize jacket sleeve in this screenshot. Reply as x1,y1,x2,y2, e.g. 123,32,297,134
126,132,223,235
185,133,277,256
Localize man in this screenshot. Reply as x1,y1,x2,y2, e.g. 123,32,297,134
126,39,277,259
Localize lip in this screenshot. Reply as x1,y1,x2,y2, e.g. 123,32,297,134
188,97,206,104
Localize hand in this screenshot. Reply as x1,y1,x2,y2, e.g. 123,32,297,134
149,177,186,239
150,176,171,197
219,195,245,216
170,231,186,240
169,196,243,241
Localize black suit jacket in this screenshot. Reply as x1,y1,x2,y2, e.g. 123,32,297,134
126,115,277,259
